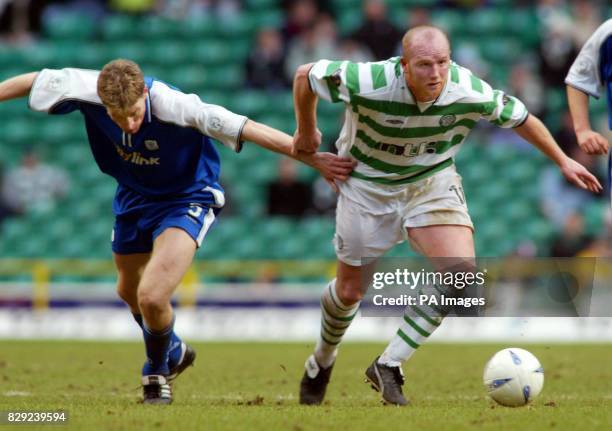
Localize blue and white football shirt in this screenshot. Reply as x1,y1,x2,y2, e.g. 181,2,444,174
28,68,248,215
566,19,612,204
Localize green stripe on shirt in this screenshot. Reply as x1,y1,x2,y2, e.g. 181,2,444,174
358,114,477,139
450,65,459,83
370,64,387,90
325,61,343,103
350,95,496,117
350,157,453,184
470,75,483,93
345,62,360,95
355,129,464,156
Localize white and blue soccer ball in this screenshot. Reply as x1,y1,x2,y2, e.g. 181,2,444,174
483,348,544,407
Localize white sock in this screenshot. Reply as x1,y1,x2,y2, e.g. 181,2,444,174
314,279,359,368
379,285,446,366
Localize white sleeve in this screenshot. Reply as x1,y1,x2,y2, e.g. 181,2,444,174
150,81,248,152
308,59,354,103
28,68,101,112
565,19,612,98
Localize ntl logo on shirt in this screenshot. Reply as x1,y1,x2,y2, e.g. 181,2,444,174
115,144,160,165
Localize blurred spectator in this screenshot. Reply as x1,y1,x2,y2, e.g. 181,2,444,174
245,28,289,91
161,0,242,21
437,0,490,7
537,0,578,89
569,0,601,47
549,213,592,257
311,176,337,216
266,158,312,218
350,0,402,61
406,6,430,28
281,0,318,45
453,42,490,82
284,14,338,81
337,37,373,64
1,148,70,215
0,0,50,43
539,145,605,229
577,212,612,257
0,162,16,225
508,61,545,118
554,111,581,154
281,0,331,15
392,6,431,58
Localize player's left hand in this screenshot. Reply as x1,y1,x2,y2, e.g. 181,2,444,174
308,152,356,193
559,157,603,193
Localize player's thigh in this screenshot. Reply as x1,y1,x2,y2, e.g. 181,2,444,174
139,227,197,299
403,167,475,259
114,252,151,287
334,194,402,267
407,224,475,258
403,168,473,230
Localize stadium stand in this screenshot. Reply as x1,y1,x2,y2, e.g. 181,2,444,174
0,1,609,282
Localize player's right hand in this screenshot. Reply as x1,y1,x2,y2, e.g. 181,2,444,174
576,129,609,155
559,157,603,194
292,128,322,156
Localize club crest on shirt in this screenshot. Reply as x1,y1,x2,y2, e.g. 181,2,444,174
439,114,456,127
210,116,222,132
48,76,63,91
328,69,342,87
144,140,159,151
577,59,592,74
502,95,511,105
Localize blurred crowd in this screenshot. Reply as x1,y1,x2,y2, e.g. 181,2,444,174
0,0,610,258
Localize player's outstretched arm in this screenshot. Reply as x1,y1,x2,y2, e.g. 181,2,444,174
0,72,38,102
241,119,354,187
513,114,602,193
566,85,609,155
292,63,321,155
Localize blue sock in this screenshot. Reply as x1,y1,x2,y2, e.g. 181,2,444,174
132,313,144,328
136,313,183,370
167,331,183,369
142,318,174,376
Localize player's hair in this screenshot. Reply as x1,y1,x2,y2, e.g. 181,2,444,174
97,59,145,110
402,25,450,58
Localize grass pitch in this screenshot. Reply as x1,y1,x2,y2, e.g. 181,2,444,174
1,341,611,430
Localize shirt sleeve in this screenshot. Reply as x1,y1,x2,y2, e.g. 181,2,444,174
308,59,362,104
482,89,529,128
28,68,101,114
565,19,612,98
150,81,248,152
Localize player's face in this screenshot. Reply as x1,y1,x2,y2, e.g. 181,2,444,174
403,40,450,102
106,91,147,134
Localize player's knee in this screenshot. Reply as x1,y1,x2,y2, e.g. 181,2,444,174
137,289,167,316
116,280,137,305
335,280,363,305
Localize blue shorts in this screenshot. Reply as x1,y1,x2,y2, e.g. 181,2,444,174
112,201,221,255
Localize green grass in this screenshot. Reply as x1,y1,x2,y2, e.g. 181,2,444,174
0,342,611,430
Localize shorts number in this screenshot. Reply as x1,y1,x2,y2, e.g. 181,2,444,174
188,205,203,218
449,185,466,204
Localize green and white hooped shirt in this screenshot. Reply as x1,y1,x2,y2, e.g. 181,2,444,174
309,58,529,188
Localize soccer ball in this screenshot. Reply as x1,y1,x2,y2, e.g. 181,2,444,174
483,348,544,407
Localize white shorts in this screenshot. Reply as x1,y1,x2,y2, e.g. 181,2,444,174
334,165,473,266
